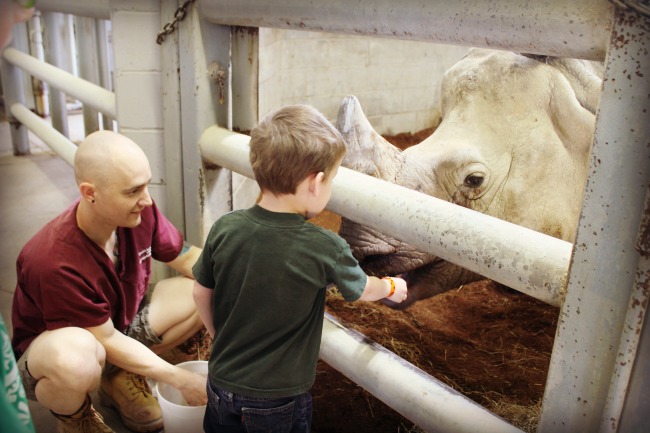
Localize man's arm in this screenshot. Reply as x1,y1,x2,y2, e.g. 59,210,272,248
165,242,202,278
85,318,206,405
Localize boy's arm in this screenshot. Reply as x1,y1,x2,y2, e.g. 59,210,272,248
358,275,407,303
192,280,216,337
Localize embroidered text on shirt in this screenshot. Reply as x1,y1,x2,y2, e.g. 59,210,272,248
138,246,152,263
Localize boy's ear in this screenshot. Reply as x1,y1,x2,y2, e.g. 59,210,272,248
79,182,96,203
310,172,325,195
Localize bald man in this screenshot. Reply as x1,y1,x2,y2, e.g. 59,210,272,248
11,131,207,433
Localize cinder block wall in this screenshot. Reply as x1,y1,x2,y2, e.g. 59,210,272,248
259,29,468,135
110,0,166,208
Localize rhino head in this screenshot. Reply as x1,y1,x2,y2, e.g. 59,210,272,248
336,48,602,308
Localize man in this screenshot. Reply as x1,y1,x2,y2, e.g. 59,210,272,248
11,130,208,433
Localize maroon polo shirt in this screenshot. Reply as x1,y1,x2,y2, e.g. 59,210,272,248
11,199,183,359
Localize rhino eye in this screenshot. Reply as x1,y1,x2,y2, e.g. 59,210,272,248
464,174,484,188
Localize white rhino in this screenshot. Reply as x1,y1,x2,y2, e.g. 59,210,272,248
336,48,603,308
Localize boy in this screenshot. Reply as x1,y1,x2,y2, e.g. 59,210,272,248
192,104,408,433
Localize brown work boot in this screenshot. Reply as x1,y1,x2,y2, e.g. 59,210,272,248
51,395,115,433
99,369,163,432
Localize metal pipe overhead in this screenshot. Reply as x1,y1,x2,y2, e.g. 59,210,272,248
2,47,116,118
199,0,614,60
321,314,523,433
35,0,110,19
10,103,77,167
199,126,572,307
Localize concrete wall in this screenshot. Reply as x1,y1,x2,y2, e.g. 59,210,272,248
110,0,170,280
110,0,166,208
258,29,468,135
232,29,469,211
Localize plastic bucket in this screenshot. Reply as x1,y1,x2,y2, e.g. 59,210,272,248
156,360,208,433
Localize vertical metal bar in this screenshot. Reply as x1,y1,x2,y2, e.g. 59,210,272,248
599,246,650,432
614,255,650,432
27,12,49,117
178,6,231,244
42,11,69,138
1,28,30,155
231,27,258,132
160,0,186,235
74,16,100,135
229,26,258,212
95,18,113,129
539,7,650,432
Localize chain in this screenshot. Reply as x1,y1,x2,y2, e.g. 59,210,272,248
609,0,650,18
157,0,197,45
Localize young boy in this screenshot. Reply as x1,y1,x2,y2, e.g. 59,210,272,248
192,104,408,433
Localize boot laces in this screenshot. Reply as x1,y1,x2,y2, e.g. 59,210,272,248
125,372,152,398
75,409,113,433
58,405,113,433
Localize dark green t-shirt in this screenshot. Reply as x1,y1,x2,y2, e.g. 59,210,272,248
193,205,367,398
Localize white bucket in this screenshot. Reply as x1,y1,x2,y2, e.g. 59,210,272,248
156,360,208,433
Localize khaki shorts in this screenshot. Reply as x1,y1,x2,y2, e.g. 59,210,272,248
17,304,161,400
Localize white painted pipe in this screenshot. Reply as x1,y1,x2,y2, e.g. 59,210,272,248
599,254,650,433
2,47,116,118
199,0,613,60
35,0,110,19
321,314,523,433
199,126,572,307
10,103,77,167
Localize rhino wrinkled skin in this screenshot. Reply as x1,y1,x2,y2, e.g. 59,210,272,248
336,48,603,309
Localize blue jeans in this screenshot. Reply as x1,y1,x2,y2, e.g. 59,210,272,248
204,380,312,433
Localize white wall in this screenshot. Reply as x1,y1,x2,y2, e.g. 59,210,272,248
232,29,469,212
110,0,166,207
258,29,468,135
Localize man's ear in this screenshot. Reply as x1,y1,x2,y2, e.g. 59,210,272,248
79,182,96,203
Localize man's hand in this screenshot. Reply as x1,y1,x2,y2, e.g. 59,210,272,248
175,368,208,406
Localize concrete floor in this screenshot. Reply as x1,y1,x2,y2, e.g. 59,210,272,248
0,114,133,433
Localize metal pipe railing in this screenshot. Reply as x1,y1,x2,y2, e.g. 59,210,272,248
199,126,572,307
199,0,614,60
199,126,531,432
10,103,77,167
2,47,116,118
321,313,523,433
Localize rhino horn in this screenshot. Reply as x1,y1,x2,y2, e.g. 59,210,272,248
336,95,404,182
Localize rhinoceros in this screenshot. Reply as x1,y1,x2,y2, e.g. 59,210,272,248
336,48,603,309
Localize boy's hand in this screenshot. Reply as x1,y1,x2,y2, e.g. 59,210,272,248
385,277,408,303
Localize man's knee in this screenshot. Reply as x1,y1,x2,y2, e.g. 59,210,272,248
27,327,105,384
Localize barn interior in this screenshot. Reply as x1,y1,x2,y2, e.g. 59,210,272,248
1,1,649,433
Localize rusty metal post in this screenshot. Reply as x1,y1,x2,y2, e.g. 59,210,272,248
539,6,650,432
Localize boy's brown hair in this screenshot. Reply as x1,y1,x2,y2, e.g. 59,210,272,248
249,105,347,195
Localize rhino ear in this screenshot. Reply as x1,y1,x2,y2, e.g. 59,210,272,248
336,95,404,182
547,57,603,114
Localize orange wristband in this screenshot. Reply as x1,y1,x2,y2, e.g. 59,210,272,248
382,277,396,298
